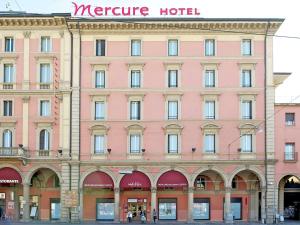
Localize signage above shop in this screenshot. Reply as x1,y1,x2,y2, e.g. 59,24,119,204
83,171,114,188
0,167,22,184
72,1,200,17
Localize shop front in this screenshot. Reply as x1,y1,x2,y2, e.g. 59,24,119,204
0,167,23,220
120,171,151,222
82,171,114,221
157,170,188,221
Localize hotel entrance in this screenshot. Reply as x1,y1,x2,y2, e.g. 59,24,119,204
127,198,147,220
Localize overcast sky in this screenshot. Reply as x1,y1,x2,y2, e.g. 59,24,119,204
1,0,300,103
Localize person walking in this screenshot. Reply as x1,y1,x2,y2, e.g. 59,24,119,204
127,210,133,223
152,209,157,223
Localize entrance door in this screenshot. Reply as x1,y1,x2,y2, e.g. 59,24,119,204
0,199,6,219
50,198,61,220
128,199,146,221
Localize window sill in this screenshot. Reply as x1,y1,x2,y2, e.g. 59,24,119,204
239,152,256,160
202,152,218,160
127,153,143,160
91,153,107,160
165,153,181,160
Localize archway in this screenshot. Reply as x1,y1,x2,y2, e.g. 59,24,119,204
193,170,225,221
82,171,115,221
278,175,300,220
230,170,262,221
28,168,61,221
0,167,23,220
119,171,151,222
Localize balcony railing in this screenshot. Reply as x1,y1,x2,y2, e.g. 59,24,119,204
39,83,51,89
2,83,14,89
0,147,28,158
284,152,298,162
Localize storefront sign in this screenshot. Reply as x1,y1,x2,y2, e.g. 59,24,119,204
0,179,19,184
83,171,114,188
157,170,188,188
0,167,22,184
64,190,78,207
71,1,200,17
120,171,151,189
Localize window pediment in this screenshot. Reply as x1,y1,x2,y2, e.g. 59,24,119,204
89,124,110,134
239,123,258,133
125,123,145,134
200,123,221,133
163,123,183,134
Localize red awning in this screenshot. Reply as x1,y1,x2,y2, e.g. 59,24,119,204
157,170,188,188
120,171,151,189
0,167,22,184
83,171,114,188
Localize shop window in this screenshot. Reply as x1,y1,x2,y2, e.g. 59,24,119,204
96,198,115,221
193,198,210,220
158,198,177,220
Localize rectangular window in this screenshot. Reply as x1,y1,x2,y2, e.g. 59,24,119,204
205,39,215,56
285,113,295,126
241,134,252,152
130,134,141,153
41,36,51,52
95,70,105,88
131,40,141,56
5,37,14,52
204,134,215,153
94,135,105,154
168,70,178,88
168,134,178,153
3,64,14,89
205,101,215,120
285,143,295,160
3,100,12,116
158,199,177,220
95,101,105,120
168,101,178,120
130,101,141,120
193,198,210,220
242,39,252,56
205,70,215,87
131,70,141,88
168,39,178,56
96,39,106,56
40,100,50,117
241,70,252,87
241,100,252,119
40,64,51,89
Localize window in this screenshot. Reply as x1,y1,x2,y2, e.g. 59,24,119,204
96,39,106,56
242,39,252,56
39,129,50,150
168,39,178,56
204,134,215,153
285,113,295,126
205,101,215,120
131,70,141,88
168,134,178,153
3,100,12,116
130,134,141,153
40,64,51,89
232,177,237,189
168,70,178,88
241,100,252,119
3,64,14,85
285,143,295,160
205,70,215,87
40,100,50,117
5,37,14,52
95,101,105,120
195,177,206,189
130,101,141,120
168,101,178,120
241,70,252,87
95,70,105,88
41,36,51,52
2,130,12,148
241,134,252,152
94,135,105,154
131,40,141,56
205,39,215,56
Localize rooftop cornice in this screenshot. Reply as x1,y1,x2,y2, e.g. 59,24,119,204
0,17,67,27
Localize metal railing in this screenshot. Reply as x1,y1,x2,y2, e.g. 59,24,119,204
0,147,28,158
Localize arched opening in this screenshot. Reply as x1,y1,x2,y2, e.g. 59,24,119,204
193,170,225,221
156,170,188,221
119,171,151,222
28,168,60,221
82,171,114,221
278,175,300,220
230,170,261,222
0,167,22,220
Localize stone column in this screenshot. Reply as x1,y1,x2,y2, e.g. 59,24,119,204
151,187,157,212
79,188,83,221
60,163,70,222
22,96,30,150
261,187,266,223
22,182,30,221
278,183,284,215
187,187,194,222
114,188,120,222
23,31,30,90
224,187,233,223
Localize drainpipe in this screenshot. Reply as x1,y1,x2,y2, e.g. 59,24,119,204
264,21,270,224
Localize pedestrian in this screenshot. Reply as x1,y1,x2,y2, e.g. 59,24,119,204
127,210,133,223
141,210,146,223
152,208,157,223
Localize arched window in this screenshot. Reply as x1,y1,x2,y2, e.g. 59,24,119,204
195,176,206,189
232,177,237,189
39,129,50,150
2,129,12,148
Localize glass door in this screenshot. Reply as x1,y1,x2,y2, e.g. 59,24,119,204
50,198,61,220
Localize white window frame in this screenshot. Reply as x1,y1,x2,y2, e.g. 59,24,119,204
91,96,107,121
3,99,13,117
239,95,256,120
164,63,182,88
241,39,252,56
285,143,295,160
39,99,51,117
241,69,252,88
285,113,295,126
168,100,178,120
204,133,216,153
204,39,216,56
168,39,179,56
94,134,106,154
92,64,109,89
94,101,106,120
167,133,179,154
164,94,182,120
90,126,109,156
4,37,14,52
40,36,51,53
241,134,253,153
127,95,144,121
130,70,141,88
37,60,53,89
39,129,50,150
95,39,106,56
131,39,142,56
35,126,53,151
129,133,141,154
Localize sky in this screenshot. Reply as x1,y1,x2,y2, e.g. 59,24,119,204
1,0,300,103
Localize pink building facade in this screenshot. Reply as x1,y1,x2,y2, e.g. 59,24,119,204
0,14,286,223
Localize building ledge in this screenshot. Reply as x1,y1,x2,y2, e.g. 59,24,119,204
274,72,291,87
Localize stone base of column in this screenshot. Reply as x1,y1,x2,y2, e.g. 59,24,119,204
225,213,234,223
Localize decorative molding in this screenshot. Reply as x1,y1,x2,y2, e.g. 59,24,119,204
90,63,110,70
22,96,31,103
23,31,31,38
163,62,183,70
162,123,183,134
126,62,145,70
0,18,67,27
125,123,145,134
163,91,184,100
200,61,221,68
34,53,58,61
0,53,19,62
